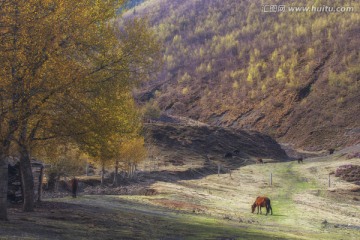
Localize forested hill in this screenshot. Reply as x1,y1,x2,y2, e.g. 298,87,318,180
122,0,360,150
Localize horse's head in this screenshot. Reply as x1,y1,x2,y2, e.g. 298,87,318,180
251,203,256,213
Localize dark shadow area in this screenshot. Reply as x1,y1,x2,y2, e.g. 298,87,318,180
146,123,288,160
4,198,290,240
142,123,289,182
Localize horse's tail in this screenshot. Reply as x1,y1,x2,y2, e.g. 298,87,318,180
268,199,273,215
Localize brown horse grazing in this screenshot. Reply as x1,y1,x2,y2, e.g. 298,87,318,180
251,196,272,215
71,177,78,198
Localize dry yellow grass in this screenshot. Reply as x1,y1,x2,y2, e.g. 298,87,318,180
138,147,360,239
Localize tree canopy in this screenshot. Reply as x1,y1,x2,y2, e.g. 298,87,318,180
0,0,160,218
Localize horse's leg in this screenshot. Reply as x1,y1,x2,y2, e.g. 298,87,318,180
268,200,273,215
265,206,269,215
257,206,259,214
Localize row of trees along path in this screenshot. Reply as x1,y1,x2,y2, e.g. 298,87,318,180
0,0,161,220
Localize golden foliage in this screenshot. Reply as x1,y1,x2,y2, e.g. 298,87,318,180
0,0,161,169
119,137,147,166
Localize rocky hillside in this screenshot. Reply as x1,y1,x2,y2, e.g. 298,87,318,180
121,0,360,150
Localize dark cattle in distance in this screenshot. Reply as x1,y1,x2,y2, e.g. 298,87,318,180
256,158,264,164
297,157,303,163
71,177,78,198
328,148,335,155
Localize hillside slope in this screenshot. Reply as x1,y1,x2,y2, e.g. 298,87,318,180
142,122,288,180
122,0,360,150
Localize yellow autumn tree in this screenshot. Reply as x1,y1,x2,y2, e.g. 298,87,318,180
0,0,160,216
115,137,147,184
74,91,143,185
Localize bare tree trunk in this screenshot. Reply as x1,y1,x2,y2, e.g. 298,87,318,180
113,160,119,186
129,163,132,179
19,147,34,212
37,166,43,202
0,153,8,221
131,163,136,178
129,162,133,179
17,117,34,212
0,128,15,220
101,163,105,186
55,175,60,191
86,162,89,176
134,164,138,178
0,1,21,220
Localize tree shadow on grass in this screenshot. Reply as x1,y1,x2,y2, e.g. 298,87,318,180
6,198,290,240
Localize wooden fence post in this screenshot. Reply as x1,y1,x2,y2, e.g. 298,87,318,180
328,174,331,188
